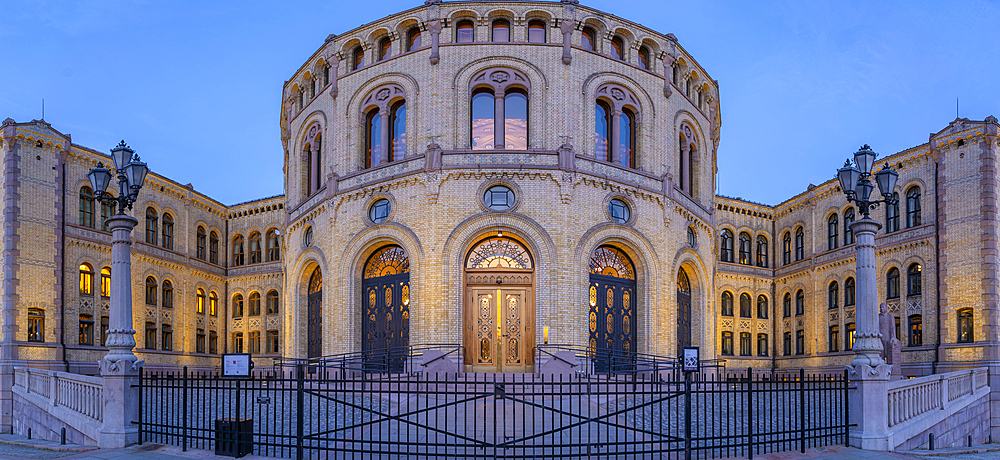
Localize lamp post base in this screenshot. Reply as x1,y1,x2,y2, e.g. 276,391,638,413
847,363,893,450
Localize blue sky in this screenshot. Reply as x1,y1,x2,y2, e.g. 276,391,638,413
2,0,997,206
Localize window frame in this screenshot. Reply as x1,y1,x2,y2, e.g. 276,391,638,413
79,263,94,295
527,20,546,43
828,213,838,250
782,232,791,265
739,332,752,356
757,295,768,319
79,186,95,228
249,292,261,316
352,46,365,71
196,226,206,260
161,323,172,351
721,331,733,356
266,229,280,261
161,280,173,309
27,308,44,342
782,293,791,318
795,330,805,355
406,28,422,51
100,267,111,298
757,333,769,356
886,192,900,232
79,314,94,346
886,267,900,299
249,232,262,264
581,27,596,51
907,263,922,296
908,314,922,346
145,208,158,245
161,213,173,250
456,20,475,43
829,325,840,352
957,308,974,343
266,290,280,315
491,19,510,42
233,294,244,318
232,235,245,267
739,293,751,318
828,281,839,309
756,236,768,267
845,277,856,306
145,276,157,306
209,231,219,264
720,229,734,263
795,290,804,315
794,227,804,261
721,291,733,317
738,232,751,265
906,186,921,228
844,207,855,244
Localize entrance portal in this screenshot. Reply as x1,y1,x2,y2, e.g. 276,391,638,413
677,269,692,357
464,236,534,372
307,267,322,359
362,246,410,372
588,246,637,372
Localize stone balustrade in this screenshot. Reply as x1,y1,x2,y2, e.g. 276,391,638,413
885,367,990,450
14,367,104,422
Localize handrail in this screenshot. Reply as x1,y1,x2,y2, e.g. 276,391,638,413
273,343,463,375
533,344,727,376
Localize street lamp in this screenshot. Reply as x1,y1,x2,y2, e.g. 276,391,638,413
836,145,897,369
87,141,149,365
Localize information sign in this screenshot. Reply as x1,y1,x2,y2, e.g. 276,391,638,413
682,346,700,373
222,353,254,378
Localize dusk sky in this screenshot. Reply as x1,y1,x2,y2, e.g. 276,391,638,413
2,0,998,206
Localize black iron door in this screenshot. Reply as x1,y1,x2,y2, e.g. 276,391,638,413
362,273,410,372
589,275,636,373
307,268,322,360
677,269,692,357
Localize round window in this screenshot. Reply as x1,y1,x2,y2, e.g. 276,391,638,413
484,185,515,211
303,226,313,247
609,199,631,224
369,199,391,223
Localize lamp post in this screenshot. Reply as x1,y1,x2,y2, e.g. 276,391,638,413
87,141,149,447
836,144,898,450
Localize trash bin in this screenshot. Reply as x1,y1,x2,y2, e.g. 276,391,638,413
215,418,252,458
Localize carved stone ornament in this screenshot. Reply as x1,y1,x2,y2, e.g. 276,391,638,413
595,83,639,114
307,124,321,139
375,88,391,101
490,71,509,83
470,68,530,92
361,84,406,112
611,88,625,101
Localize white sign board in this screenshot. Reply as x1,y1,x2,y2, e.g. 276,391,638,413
222,353,253,377
682,347,700,373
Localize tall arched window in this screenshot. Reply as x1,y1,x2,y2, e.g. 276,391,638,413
845,277,856,306
528,20,545,43
795,290,804,315
100,267,111,298
266,290,279,314
161,280,173,309
249,292,261,316
906,186,921,228
196,226,206,260
757,295,768,319
378,37,392,61
782,232,791,265
886,192,900,232
721,291,733,316
756,236,768,267
79,263,94,295
391,100,407,159
209,231,219,264
610,36,624,60
352,46,364,70
844,207,855,245
581,27,596,51
720,229,734,263
619,109,635,168
739,293,751,318
738,232,751,265
266,229,280,261
827,213,838,250
638,46,650,70
783,293,791,317
456,20,474,43
145,208,157,245
161,213,173,250
209,291,218,316
365,108,383,167
232,235,245,267
504,90,528,150
469,69,530,151
907,263,922,296
145,276,157,306
249,232,262,264
596,84,639,168
492,19,509,42
886,267,900,299
471,89,495,150
828,281,839,309
196,288,205,314
79,186,95,228
595,101,611,161
407,28,421,51
794,227,804,261
233,294,244,317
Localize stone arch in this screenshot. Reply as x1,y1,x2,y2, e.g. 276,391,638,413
452,57,548,150
344,73,419,169
291,248,327,358
582,73,656,169
672,247,711,358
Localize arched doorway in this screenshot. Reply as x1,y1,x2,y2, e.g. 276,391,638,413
307,267,322,359
361,245,410,371
677,269,692,357
464,236,534,372
588,246,636,372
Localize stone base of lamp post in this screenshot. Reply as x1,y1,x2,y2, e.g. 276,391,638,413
847,363,893,450
97,358,143,448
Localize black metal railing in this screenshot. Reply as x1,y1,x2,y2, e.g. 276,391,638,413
139,365,850,459
272,343,463,375
534,344,728,377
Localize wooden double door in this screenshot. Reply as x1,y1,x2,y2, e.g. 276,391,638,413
464,273,534,372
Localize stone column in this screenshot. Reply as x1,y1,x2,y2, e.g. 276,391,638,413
379,109,390,164
0,132,21,433
610,109,622,165
98,214,143,448
847,216,892,450
310,144,321,192
494,92,505,149
662,54,674,98
560,21,574,65
328,55,340,98
428,20,442,65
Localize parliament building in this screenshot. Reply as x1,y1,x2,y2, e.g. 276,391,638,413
2,0,998,377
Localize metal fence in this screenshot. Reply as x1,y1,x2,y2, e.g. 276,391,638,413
139,367,849,459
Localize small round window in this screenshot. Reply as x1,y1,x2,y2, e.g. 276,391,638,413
369,199,391,223
609,199,631,224
484,185,515,211
303,226,313,247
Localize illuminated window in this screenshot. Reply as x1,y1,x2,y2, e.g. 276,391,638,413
79,263,94,295
957,309,973,343
100,267,111,298
739,293,751,318
196,288,205,314
209,291,218,316
79,314,93,345
721,291,733,316
908,315,922,346
846,323,855,350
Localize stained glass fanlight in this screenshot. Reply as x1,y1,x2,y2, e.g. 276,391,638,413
364,246,409,279
589,246,635,280
466,236,532,269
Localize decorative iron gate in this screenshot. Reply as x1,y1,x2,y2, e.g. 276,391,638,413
362,246,410,372
677,269,692,357
589,246,637,373
306,268,322,360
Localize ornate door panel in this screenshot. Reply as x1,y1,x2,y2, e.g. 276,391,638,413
362,246,410,372
465,284,533,372
469,287,498,368
588,246,637,373
501,288,530,368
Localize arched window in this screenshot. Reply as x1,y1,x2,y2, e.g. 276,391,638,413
845,277,856,306
209,231,219,264
352,46,364,70
611,36,624,60
687,227,696,247
161,213,173,250
828,281,839,309
595,101,611,161
378,37,391,61
756,236,768,267
886,192,900,232
233,294,244,318
209,291,218,316
738,232,751,265
581,27,596,51
266,229,280,261
79,263,94,295
794,227,804,261
232,235,245,267
145,208,157,245
783,293,791,318
907,263,922,296
266,290,279,315
886,267,900,299
795,289,804,315
456,20,474,43
844,207,855,244
145,276,157,306
638,46,650,70
248,232,261,264
249,292,261,316
196,288,205,314
365,108,383,167
721,291,733,316
528,20,545,43
619,109,635,168
782,232,791,265
908,315,922,346
391,100,407,159
161,280,173,309
471,88,495,150
492,19,509,42
757,295,768,319
720,229,734,263
79,186,95,228
906,186,921,228
957,308,974,343
827,213,838,250
407,28,421,51
100,267,111,298
504,90,528,149
739,293,751,318
196,226,206,260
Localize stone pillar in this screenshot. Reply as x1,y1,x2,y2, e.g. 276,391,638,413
494,92,505,149
429,20,442,65
310,144,320,192
98,215,143,448
328,55,340,98
610,109,622,165
379,109,390,164
560,21,574,65
662,54,674,98
847,216,892,450
0,132,21,433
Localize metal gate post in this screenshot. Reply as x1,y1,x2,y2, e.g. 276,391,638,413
799,368,806,453
684,371,692,460
296,364,304,460
182,366,188,452
747,367,752,460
